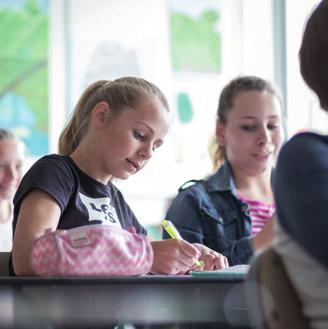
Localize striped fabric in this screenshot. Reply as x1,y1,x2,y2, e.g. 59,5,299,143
238,195,276,236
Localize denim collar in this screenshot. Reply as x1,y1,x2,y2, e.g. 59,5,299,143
206,160,275,195
205,161,237,193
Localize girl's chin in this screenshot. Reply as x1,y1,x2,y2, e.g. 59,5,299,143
118,175,130,180
244,162,271,176
115,172,134,180
252,166,271,176
254,158,273,168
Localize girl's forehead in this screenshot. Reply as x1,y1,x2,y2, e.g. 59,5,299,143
134,98,170,119
231,90,281,115
233,89,275,103
0,139,16,149
0,139,25,156
113,98,171,132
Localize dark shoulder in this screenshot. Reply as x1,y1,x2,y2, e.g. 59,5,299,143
172,178,211,206
278,132,328,170
32,154,71,169
27,154,76,182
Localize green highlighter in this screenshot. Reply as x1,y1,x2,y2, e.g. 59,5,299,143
161,219,204,268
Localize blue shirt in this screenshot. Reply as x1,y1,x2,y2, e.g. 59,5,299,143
163,161,254,265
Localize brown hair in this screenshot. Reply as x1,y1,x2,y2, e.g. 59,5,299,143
0,128,15,141
210,76,281,170
299,0,328,111
58,77,170,155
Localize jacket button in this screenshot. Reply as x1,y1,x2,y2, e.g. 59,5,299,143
241,204,248,212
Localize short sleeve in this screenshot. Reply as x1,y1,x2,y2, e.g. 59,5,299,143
13,155,75,213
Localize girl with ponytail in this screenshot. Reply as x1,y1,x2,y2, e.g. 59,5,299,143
10,76,226,276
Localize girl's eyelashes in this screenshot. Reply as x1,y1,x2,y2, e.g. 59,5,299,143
268,123,280,130
241,123,280,132
241,125,255,131
0,163,22,171
152,144,160,152
133,130,163,152
133,130,145,141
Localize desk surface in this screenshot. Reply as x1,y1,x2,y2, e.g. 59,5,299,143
0,274,250,329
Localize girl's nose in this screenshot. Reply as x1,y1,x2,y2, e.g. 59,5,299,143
138,144,153,161
257,127,271,145
3,165,20,182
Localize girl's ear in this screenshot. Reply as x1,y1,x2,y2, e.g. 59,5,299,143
91,101,112,127
216,121,226,146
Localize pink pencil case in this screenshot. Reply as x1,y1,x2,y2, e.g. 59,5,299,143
31,224,153,277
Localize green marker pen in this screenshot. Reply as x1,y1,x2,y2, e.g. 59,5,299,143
161,219,204,268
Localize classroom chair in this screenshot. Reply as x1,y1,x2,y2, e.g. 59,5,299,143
246,247,310,329
0,252,10,276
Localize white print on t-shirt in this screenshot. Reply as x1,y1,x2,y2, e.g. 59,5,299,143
79,193,122,228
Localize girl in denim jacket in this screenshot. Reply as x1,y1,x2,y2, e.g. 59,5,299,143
164,76,284,265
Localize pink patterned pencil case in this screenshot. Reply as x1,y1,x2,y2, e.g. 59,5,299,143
31,224,153,277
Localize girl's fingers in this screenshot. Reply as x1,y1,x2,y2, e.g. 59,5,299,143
213,254,229,269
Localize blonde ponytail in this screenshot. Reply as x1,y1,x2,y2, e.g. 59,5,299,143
58,77,169,156
58,80,109,155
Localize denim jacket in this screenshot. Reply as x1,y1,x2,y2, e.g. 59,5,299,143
163,161,254,265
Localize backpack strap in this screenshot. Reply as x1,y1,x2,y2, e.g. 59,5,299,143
178,179,203,192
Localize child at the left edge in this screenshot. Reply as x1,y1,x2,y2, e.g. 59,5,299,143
10,77,228,276
0,129,25,251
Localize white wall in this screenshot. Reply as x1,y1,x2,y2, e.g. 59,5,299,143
285,0,328,136
117,0,276,226
47,0,276,227
241,0,274,81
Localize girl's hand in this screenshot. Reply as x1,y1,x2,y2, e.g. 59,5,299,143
252,213,276,251
192,243,229,271
150,239,200,275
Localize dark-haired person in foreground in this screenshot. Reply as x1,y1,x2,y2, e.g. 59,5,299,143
274,1,328,328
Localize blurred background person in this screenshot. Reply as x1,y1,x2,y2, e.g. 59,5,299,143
0,129,25,251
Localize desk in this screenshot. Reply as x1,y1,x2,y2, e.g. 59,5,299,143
0,275,250,329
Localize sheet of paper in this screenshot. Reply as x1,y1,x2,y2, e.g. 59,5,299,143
190,264,249,278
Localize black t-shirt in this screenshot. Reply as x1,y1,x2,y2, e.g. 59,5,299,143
10,154,146,275
13,154,146,233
